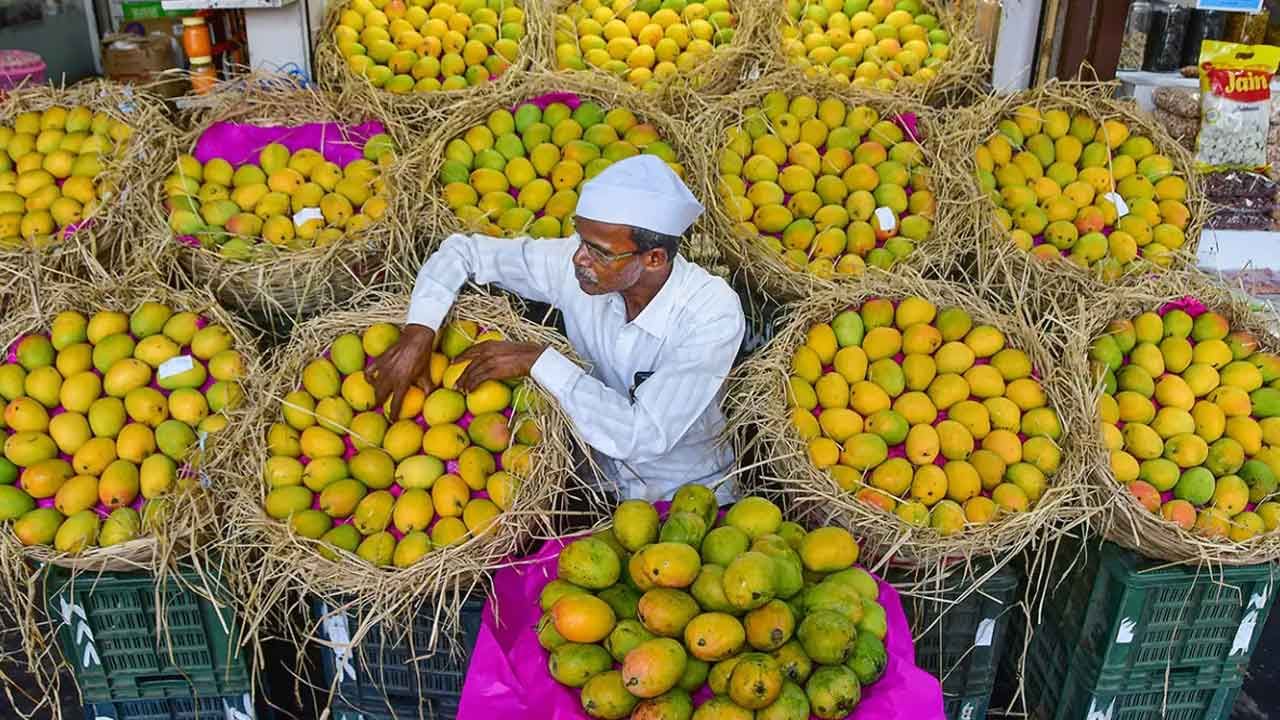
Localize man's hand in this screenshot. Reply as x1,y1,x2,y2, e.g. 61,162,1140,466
370,324,436,418
455,341,547,393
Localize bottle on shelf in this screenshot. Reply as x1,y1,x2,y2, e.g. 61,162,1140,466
181,16,213,60
190,56,217,93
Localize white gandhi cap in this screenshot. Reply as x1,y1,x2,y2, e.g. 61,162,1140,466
573,154,704,237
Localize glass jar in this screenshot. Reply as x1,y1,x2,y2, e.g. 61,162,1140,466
181,16,212,59
1144,1,1191,73
1120,0,1152,71
1226,10,1271,43
190,56,217,94
1181,10,1227,67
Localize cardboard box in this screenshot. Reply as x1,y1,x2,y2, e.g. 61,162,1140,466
102,31,187,97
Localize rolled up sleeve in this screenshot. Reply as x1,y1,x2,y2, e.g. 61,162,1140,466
406,233,576,330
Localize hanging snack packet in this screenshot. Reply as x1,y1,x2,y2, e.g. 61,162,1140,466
1196,40,1280,173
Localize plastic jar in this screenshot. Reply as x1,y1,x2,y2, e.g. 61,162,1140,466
181,17,213,59
1143,1,1191,73
1181,10,1227,67
1120,0,1152,71
190,56,217,93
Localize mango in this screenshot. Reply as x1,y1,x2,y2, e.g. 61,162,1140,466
13,507,62,545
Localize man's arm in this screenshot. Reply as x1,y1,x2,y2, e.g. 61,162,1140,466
406,233,576,332
529,289,746,463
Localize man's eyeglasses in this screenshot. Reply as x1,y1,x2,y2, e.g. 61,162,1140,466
578,236,639,264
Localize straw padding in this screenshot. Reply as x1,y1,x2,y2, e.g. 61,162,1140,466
145,72,425,336
1065,268,1280,566
688,76,972,303
538,0,770,103
951,80,1210,329
223,290,581,693
0,273,263,718
728,269,1096,570
755,0,988,107
414,70,718,264
311,0,547,127
0,79,180,283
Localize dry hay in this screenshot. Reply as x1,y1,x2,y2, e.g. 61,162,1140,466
311,0,549,128
754,0,988,107
727,268,1097,571
0,272,263,718
222,289,582,707
413,69,722,268
0,79,180,287
951,79,1210,337
536,0,771,106
146,72,426,336
687,74,973,304
1064,268,1280,566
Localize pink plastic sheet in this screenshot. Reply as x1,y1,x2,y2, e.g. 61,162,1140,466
191,120,385,169
457,534,944,720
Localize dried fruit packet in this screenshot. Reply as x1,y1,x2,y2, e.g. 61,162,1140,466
1195,40,1280,173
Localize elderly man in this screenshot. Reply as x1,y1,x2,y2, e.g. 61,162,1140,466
370,155,745,501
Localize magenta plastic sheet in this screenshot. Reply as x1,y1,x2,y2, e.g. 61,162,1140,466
457,533,944,720
191,120,386,169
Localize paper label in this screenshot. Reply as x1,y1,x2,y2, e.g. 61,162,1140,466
320,604,357,681
293,207,323,226
974,618,996,647
157,355,195,380
874,206,897,233
1115,617,1136,644
1087,698,1115,720
1103,192,1129,218
60,596,100,668
222,693,255,720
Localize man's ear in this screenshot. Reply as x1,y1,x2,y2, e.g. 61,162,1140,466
643,247,669,268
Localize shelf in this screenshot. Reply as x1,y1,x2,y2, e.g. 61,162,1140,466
1196,228,1280,271
1116,70,1199,89
161,0,294,9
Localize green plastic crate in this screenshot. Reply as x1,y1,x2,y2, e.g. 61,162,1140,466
85,691,262,720
44,566,249,703
899,563,1019,720
1014,540,1275,719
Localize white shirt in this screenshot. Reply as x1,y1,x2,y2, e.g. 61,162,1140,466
407,233,746,502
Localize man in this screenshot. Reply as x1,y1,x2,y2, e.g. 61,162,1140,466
370,155,746,502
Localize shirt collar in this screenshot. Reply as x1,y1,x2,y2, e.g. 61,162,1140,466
625,255,687,338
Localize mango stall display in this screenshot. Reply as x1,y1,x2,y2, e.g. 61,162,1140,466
772,0,985,101
551,0,764,95
152,75,419,331
314,0,533,106
429,83,690,240
540,489,894,719
730,279,1086,565
1082,272,1280,564
230,293,576,654
0,80,178,274
0,285,257,568
961,81,1207,302
701,84,968,301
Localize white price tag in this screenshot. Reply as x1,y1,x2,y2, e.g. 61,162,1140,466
874,206,897,233
1103,192,1129,218
293,207,323,226
320,604,356,681
974,618,995,647
1115,617,1136,644
157,355,195,381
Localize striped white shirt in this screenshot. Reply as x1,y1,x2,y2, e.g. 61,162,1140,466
407,233,746,502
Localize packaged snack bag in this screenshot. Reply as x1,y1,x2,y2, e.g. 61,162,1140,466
1195,40,1280,173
